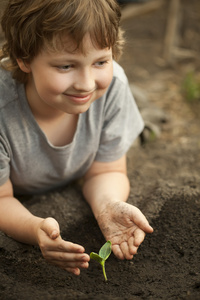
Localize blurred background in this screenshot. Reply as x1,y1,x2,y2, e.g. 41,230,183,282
118,0,200,144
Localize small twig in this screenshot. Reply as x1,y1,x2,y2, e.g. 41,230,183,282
121,0,165,22
172,47,197,60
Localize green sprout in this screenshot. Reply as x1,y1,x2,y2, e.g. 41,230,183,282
90,240,112,281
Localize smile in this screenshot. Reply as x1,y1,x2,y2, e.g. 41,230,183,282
64,92,93,105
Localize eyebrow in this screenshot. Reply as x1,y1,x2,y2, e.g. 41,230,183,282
94,54,113,60
50,52,112,63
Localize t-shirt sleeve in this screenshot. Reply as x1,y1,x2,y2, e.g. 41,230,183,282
0,134,11,186
95,76,144,162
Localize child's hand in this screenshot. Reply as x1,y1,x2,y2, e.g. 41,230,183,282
36,217,90,275
96,201,153,260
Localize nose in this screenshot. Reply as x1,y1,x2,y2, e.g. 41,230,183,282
73,68,96,92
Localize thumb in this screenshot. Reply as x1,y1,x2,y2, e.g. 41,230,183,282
41,217,60,240
131,207,154,233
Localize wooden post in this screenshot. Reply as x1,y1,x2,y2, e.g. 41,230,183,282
163,0,181,63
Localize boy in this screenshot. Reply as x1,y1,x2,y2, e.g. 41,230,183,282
0,0,153,276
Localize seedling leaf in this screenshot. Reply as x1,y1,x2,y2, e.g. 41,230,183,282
99,240,112,260
90,252,103,264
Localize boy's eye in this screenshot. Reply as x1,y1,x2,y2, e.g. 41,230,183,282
95,61,108,67
58,65,72,71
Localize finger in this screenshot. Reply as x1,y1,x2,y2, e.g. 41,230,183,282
131,208,154,233
49,260,89,270
40,217,60,240
112,244,125,260
44,238,86,254
128,236,138,255
57,240,86,253
133,228,146,247
65,267,80,276
120,241,133,260
45,251,90,263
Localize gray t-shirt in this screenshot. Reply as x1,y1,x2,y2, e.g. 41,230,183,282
0,61,144,195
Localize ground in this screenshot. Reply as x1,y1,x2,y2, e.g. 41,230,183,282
0,0,200,299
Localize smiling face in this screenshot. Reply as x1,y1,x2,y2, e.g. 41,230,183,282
18,35,113,117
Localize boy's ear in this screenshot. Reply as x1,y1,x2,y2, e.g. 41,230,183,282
16,59,31,73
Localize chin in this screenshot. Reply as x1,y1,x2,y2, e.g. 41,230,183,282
66,104,91,115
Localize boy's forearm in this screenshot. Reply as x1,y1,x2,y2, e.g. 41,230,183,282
83,171,130,219
0,196,43,245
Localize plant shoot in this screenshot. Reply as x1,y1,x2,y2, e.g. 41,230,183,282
90,240,112,281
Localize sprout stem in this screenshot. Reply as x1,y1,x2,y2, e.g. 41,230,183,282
102,263,107,281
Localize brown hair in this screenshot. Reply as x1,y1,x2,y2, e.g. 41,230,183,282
0,0,124,83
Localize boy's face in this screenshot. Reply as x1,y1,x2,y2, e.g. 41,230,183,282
20,35,113,116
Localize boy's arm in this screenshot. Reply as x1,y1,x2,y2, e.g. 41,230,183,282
0,179,43,244
83,155,130,217
83,155,153,260
0,179,90,275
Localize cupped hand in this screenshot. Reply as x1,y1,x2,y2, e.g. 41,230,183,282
96,201,153,260
36,217,90,275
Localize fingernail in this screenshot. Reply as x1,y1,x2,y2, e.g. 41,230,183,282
82,255,89,261
81,262,89,268
73,268,80,276
51,230,59,239
77,247,85,253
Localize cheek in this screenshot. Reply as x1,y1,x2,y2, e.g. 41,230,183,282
98,65,113,90
97,67,113,90
36,75,69,95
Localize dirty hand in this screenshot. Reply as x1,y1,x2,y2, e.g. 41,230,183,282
96,201,153,260
36,217,90,275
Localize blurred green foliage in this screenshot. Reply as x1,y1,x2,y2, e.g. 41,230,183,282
182,72,200,102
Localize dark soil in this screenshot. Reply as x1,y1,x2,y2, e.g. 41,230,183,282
0,0,200,299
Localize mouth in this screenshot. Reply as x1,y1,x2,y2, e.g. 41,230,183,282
64,92,94,104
